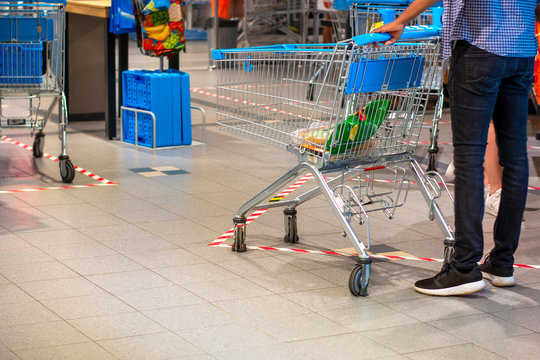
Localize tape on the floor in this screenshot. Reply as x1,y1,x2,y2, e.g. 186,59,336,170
0,183,117,194
1,136,118,190
209,173,314,246
211,242,540,269
209,170,540,269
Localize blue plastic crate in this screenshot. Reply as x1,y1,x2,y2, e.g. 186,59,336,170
122,69,192,147
0,43,43,85
0,18,54,42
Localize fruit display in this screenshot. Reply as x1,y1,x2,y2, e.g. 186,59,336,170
133,0,186,57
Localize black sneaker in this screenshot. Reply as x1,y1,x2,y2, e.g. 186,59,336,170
414,264,485,296
479,257,515,287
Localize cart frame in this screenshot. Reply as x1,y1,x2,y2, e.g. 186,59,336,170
213,27,454,296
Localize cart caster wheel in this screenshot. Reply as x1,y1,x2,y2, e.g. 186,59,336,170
32,133,44,158
232,217,247,252
349,263,370,297
59,157,75,183
232,243,247,252
427,152,438,172
284,209,299,243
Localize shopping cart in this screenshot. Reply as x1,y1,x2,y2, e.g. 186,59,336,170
0,0,74,183
212,26,455,296
344,0,446,171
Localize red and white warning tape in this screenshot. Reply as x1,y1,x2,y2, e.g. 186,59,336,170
191,87,312,122
0,183,116,194
209,173,314,246
211,243,540,269
1,136,118,191
209,169,540,269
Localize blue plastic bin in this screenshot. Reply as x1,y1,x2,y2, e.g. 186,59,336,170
0,43,43,85
122,69,192,147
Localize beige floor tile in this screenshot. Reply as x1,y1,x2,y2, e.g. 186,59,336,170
144,303,239,331
405,343,505,360
428,313,533,343
0,283,34,304
68,312,166,340
292,332,398,360
41,293,134,320
98,332,203,360
0,246,53,265
251,312,350,342
17,277,106,300
181,277,273,302
124,248,206,269
153,262,240,286
86,269,173,293
215,294,312,322
39,240,118,261
0,261,77,283
115,285,205,311
18,229,95,247
178,323,277,356
476,333,540,360
62,254,144,275
318,303,419,332
0,301,59,326
15,342,116,360
361,323,468,354
0,321,89,350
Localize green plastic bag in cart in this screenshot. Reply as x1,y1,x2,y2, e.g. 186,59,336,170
326,99,391,155
132,0,186,57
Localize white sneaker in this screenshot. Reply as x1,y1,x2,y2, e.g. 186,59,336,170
485,188,501,216
445,162,455,182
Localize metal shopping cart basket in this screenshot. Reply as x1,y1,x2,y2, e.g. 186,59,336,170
212,26,455,296
0,0,74,183
346,0,446,171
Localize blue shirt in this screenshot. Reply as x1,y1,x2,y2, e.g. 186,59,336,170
442,0,538,59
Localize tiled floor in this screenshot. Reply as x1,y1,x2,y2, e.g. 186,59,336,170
0,40,539,360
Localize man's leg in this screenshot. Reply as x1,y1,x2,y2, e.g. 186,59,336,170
449,42,502,271
414,41,500,296
490,57,534,269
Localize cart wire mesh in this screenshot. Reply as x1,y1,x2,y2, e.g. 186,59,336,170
214,38,440,170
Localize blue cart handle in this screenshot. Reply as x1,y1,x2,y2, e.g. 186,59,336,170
352,25,441,46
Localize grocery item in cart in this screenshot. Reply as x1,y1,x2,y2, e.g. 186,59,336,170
133,0,186,57
296,99,390,155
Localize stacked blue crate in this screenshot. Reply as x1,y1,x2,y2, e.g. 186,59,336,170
0,43,43,85
122,69,192,147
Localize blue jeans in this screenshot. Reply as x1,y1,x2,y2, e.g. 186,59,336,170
448,41,534,270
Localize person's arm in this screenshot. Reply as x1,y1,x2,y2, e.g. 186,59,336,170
371,0,440,45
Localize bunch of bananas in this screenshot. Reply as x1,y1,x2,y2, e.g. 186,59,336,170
144,23,171,41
